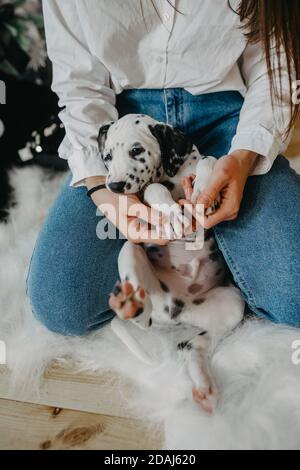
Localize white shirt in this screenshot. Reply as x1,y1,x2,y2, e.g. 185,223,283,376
42,0,292,186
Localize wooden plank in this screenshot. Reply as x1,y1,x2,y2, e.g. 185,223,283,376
0,365,139,419
0,399,163,450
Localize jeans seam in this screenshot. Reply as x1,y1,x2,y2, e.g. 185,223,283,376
213,226,256,306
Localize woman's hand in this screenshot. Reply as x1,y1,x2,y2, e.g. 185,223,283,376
182,150,258,229
86,176,169,245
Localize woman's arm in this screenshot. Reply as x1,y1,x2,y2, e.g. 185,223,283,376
229,40,293,175
44,2,169,244
188,40,294,228
43,0,118,187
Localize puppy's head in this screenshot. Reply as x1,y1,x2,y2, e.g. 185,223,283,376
98,114,192,194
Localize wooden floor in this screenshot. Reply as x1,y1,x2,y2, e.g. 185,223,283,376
0,119,299,451
0,365,163,450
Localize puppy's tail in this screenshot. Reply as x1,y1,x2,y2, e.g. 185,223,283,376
111,317,158,367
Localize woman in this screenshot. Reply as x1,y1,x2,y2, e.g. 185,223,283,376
27,0,300,335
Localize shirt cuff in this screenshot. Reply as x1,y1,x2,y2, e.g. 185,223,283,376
59,137,108,187
229,126,284,176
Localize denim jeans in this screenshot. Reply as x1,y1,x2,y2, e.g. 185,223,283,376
27,89,300,335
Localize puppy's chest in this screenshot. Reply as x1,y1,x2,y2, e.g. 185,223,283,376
145,234,227,299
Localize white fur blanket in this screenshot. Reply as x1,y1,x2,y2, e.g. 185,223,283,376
1,161,300,450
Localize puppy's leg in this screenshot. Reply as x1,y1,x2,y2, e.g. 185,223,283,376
178,332,215,414
178,286,244,413
191,157,221,215
109,241,162,329
180,285,244,338
144,183,191,238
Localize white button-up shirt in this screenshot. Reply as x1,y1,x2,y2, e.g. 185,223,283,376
42,0,292,186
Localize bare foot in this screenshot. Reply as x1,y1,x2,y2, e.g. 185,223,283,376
192,386,215,415
109,281,146,320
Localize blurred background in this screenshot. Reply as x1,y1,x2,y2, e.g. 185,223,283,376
0,0,67,222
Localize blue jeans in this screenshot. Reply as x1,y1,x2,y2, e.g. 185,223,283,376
27,89,300,335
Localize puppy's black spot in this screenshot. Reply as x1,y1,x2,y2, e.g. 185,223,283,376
145,165,149,170
177,341,192,351
193,298,205,305
139,158,146,163
210,242,217,252
159,280,170,293
204,230,213,241
136,177,140,183
149,318,152,326
188,284,203,295
135,308,144,317
164,305,170,314
133,168,137,172
174,298,185,308
209,252,220,262
162,181,175,191
113,284,122,295
141,170,144,173
104,153,112,162
147,152,151,156
126,183,132,191
146,246,159,253
135,120,140,124
199,330,207,336
129,174,135,180
171,299,185,319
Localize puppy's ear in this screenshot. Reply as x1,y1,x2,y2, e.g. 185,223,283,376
149,124,193,177
97,121,114,155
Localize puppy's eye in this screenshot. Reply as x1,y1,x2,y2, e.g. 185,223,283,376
130,147,144,157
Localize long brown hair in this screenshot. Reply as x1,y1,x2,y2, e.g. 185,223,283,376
144,0,300,136
232,0,300,137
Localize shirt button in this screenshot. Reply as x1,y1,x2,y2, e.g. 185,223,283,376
164,13,170,21
156,56,163,64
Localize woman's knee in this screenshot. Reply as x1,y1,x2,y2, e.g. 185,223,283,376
250,283,300,328
27,266,113,336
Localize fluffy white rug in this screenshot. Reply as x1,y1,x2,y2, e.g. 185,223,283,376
1,160,300,450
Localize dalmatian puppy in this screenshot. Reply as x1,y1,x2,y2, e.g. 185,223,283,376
98,114,245,414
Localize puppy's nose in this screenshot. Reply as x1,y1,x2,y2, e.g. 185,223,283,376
108,181,126,193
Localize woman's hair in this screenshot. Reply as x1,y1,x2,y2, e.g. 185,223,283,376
232,0,300,137
144,0,300,136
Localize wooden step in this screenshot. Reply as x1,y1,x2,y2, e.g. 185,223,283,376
0,365,164,450
0,399,162,450
0,364,138,419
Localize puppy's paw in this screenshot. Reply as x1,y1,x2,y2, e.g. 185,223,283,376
205,195,221,217
192,386,216,415
109,281,146,320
